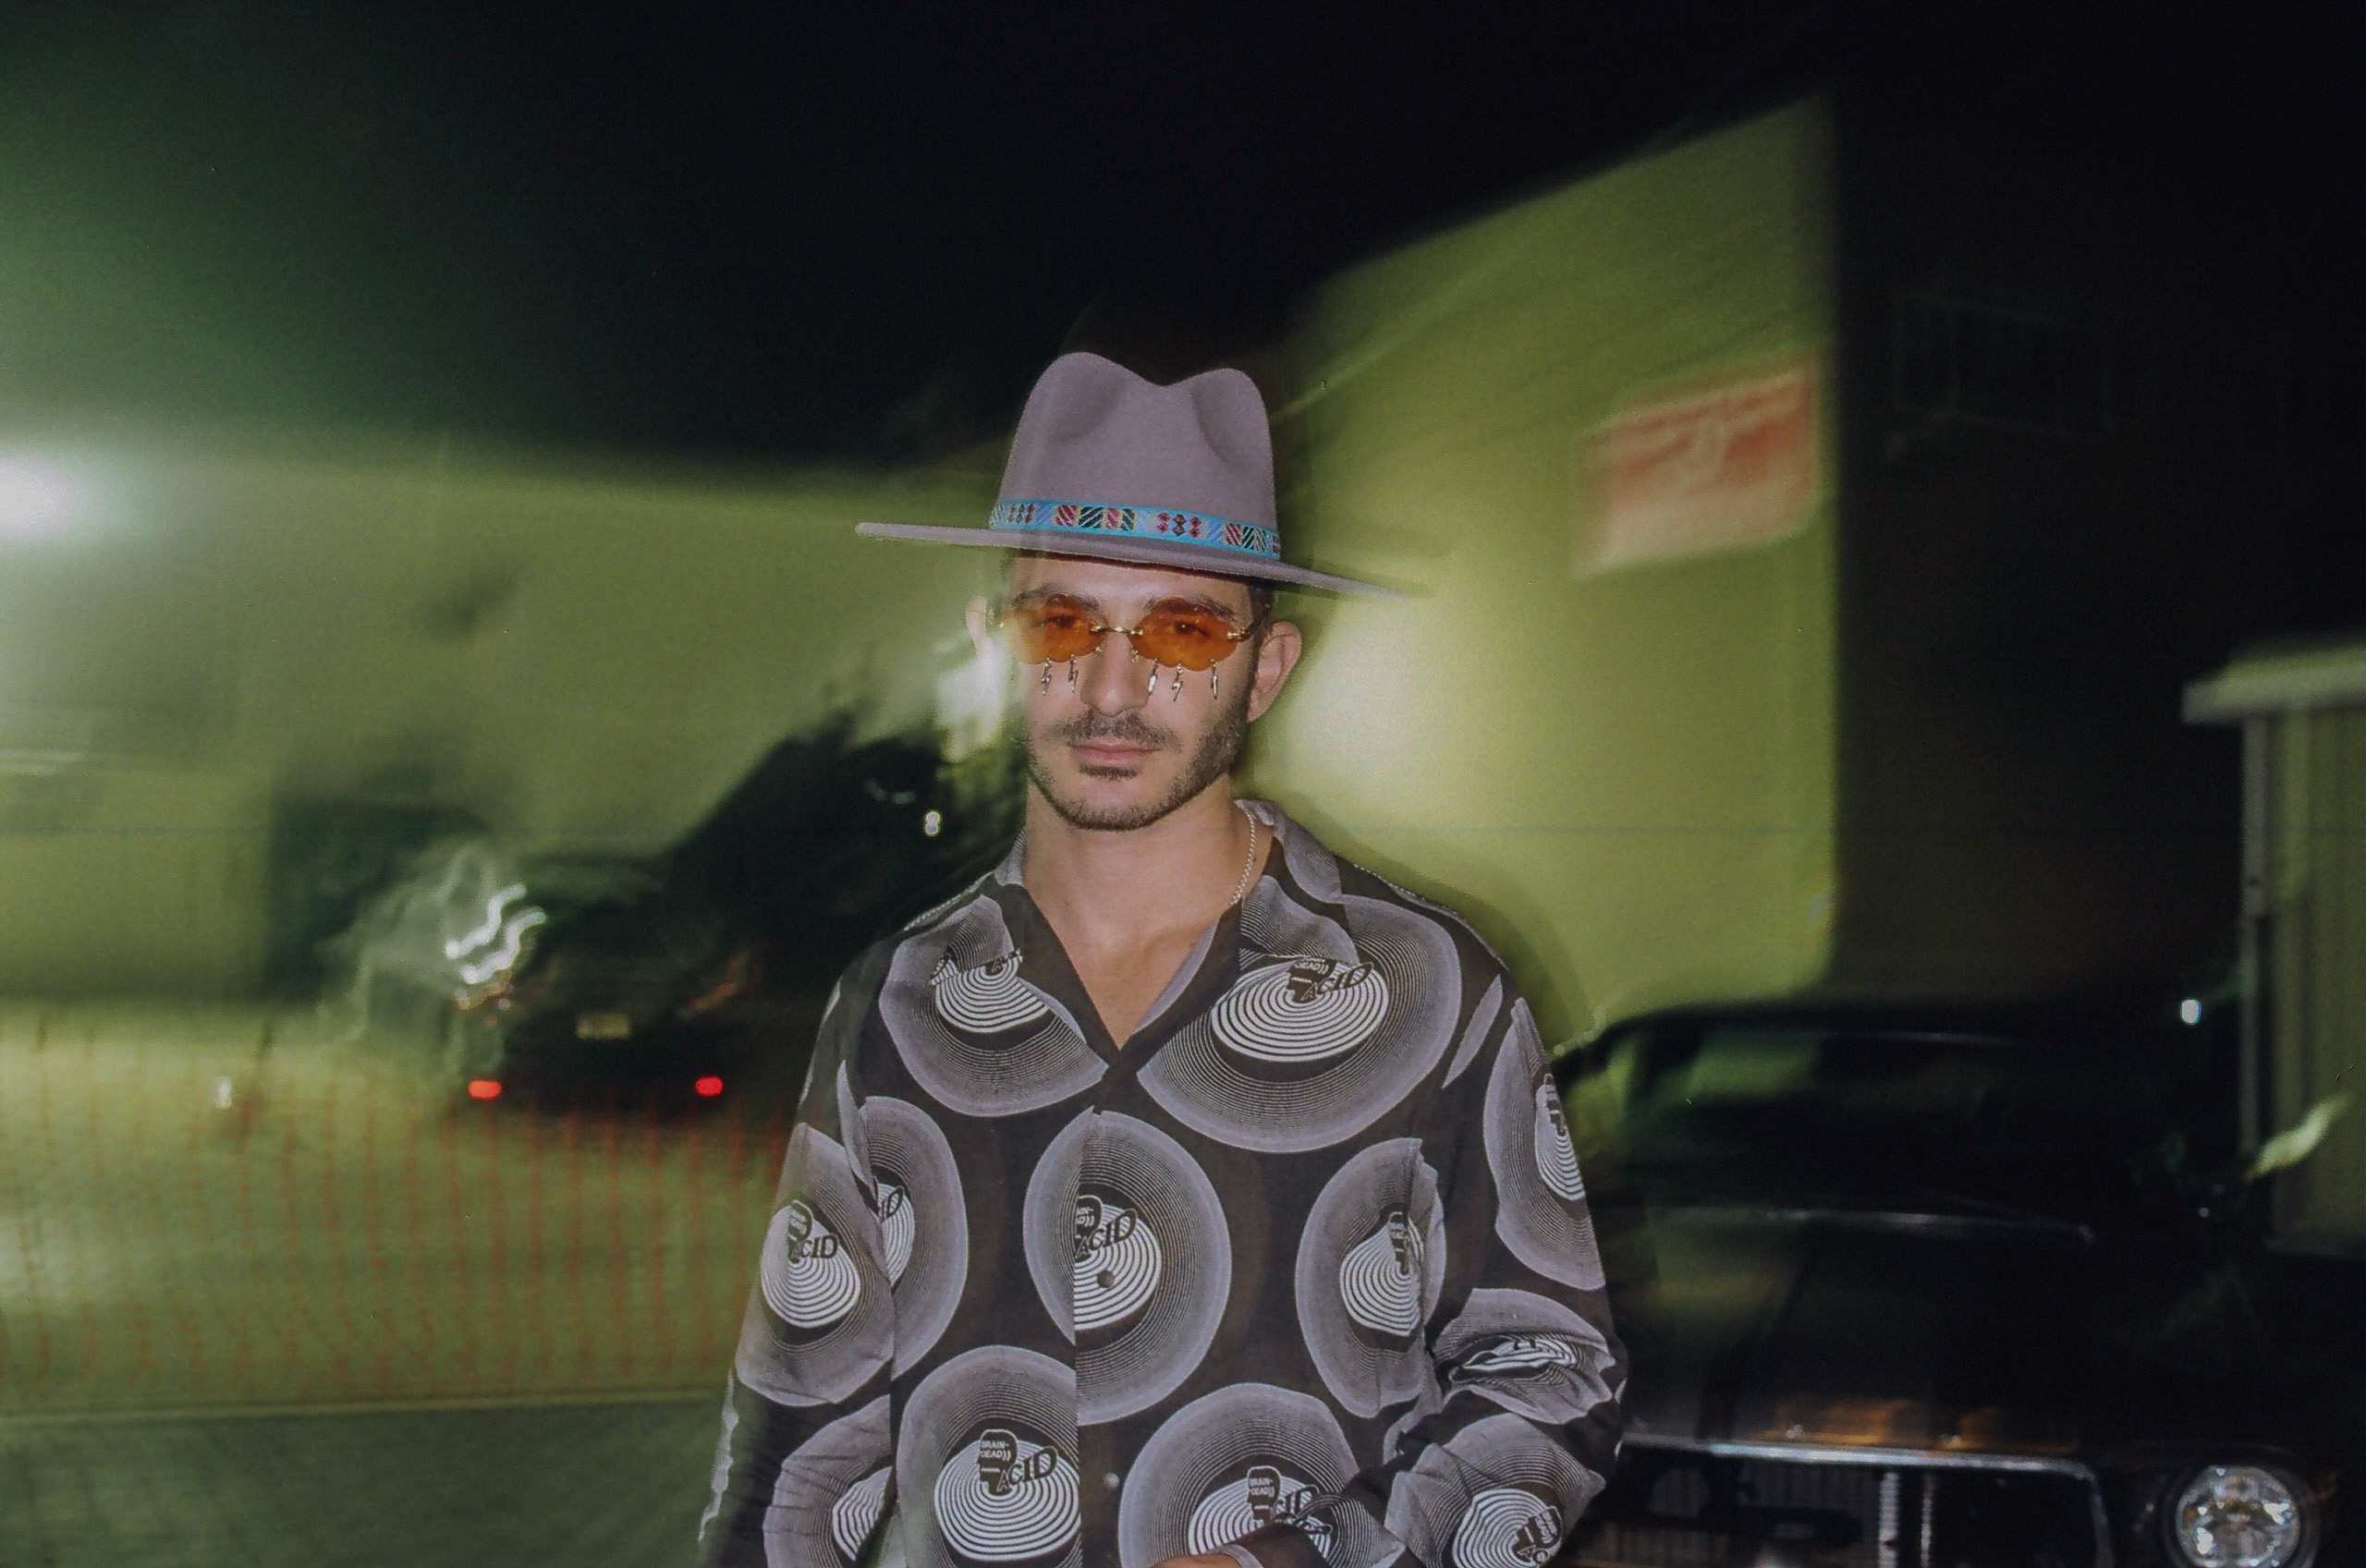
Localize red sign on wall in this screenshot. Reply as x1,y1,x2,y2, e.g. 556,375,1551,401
1583,362,1818,571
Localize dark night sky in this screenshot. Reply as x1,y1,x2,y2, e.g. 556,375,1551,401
1,2,2359,475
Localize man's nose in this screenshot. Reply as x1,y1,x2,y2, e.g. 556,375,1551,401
1074,629,1150,715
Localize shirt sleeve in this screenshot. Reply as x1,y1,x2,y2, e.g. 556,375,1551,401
1241,982,1626,1568
696,960,901,1567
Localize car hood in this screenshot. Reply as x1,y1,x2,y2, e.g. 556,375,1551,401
1610,1203,2264,1457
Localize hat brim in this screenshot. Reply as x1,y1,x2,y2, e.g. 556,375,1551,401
855,521,1401,598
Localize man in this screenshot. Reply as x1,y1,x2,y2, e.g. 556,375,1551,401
699,352,1622,1568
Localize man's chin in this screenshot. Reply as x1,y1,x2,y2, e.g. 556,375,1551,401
1037,772,1179,833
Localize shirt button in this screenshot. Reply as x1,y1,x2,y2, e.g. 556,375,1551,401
1103,1472,1122,1491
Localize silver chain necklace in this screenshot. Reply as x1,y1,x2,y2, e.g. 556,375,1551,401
1228,805,1260,907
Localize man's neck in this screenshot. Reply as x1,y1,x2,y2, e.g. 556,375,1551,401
1021,780,1248,942
1018,781,1256,1044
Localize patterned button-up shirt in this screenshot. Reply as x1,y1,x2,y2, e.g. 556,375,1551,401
699,800,1623,1568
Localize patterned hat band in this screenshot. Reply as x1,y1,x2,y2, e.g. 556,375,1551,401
990,499,1283,563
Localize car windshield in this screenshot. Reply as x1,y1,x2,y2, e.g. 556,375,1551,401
1565,1024,2189,1228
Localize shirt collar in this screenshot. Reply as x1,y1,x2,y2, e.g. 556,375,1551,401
982,797,1303,1064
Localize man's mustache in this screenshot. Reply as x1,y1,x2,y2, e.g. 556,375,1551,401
1046,711,1177,750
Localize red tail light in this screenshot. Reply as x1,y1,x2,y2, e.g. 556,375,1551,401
467,1078,503,1100
693,1075,725,1099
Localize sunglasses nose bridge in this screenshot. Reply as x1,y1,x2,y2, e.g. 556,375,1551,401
1083,620,1145,662
1070,623,1153,712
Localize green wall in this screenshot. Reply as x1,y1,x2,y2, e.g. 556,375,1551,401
1249,102,1838,1047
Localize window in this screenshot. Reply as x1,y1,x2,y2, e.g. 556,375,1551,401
1894,292,2117,438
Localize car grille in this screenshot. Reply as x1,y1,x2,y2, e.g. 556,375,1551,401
1564,1436,2110,1568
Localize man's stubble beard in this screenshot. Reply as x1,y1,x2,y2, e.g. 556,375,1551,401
1018,667,1254,833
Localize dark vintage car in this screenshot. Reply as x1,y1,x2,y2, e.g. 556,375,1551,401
1553,1003,2359,1568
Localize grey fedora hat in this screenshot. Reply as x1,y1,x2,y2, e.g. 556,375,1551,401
857,352,1393,596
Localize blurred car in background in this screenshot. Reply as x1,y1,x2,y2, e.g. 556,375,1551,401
339,715,1013,1112
1555,1002,2358,1568
456,719,1007,1111
449,885,770,1111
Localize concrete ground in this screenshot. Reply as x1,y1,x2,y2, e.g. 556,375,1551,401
0,1002,791,1566
0,1392,718,1568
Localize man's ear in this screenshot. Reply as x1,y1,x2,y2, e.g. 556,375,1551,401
1247,620,1303,722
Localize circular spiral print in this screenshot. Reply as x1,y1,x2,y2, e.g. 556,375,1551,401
883,899,1103,1119
1451,1488,1563,1568
761,1199,863,1331
1140,886,1460,1154
1433,1290,1615,1429
1383,1414,1601,1568
1336,1209,1425,1338
762,1396,891,1568
828,1467,892,1565
1293,1139,1444,1417
1482,1004,1604,1292
859,1096,970,1375
933,1433,1080,1564
1461,1335,1582,1377
1186,1468,1335,1557
1209,956,1389,1064
933,951,1051,1035
1532,1086,1586,1202
1071,1197,1162,1333
1116,1383,1384,1568
736,1127,896,1408
1022,1111,1231,1425
899,1345,1079,1568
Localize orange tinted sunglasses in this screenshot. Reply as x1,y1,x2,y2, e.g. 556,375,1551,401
998,593,1258,696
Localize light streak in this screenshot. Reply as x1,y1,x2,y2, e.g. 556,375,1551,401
457,906,547,986
445,882,530,960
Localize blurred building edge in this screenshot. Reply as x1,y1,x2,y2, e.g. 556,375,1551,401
0,434,997,998
2186,638,2366,1251
1253,92,2354,1046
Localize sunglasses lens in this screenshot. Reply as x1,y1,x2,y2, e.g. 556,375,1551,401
1133,602,1242,671
1004,597,1101,664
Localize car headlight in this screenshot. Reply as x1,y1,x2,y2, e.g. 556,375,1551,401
2169,1465,2310,1568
